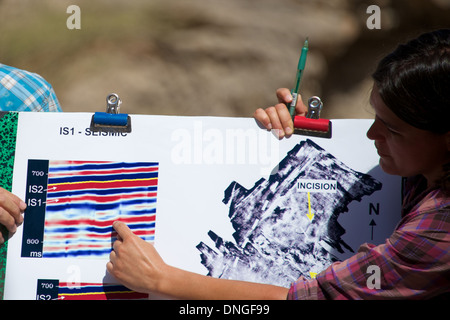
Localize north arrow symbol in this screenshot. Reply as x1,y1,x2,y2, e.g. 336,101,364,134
369,219,376,240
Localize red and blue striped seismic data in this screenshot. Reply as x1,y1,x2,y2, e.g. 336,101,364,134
42,160,158,258
37,279,148,300
56,282,149,300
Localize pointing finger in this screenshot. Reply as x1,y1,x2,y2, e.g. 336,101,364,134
112,221,134,240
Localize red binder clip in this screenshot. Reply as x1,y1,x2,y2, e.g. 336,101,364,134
293,96,332,138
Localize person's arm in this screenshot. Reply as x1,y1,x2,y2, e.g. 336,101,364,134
0,187,26,244
253,88,308,138
107,221,289,300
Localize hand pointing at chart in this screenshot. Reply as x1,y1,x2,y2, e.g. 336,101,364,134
0,187,26,244
107,221,167,295
107,221,289,299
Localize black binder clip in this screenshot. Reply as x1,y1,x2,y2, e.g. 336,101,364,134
293,96,332,138
90,93,131,133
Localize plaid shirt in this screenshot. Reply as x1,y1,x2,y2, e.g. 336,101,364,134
0,63,62,112
287,176,450,300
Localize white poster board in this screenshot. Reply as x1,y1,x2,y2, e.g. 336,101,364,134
3,112,401,299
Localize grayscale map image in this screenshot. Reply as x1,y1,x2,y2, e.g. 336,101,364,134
197,139,382,287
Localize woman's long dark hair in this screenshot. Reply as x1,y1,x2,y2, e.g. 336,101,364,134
372,29,450,193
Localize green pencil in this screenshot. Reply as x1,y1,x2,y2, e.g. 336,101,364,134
289,38,309,118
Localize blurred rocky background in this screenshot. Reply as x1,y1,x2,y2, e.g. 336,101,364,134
0,0,449,119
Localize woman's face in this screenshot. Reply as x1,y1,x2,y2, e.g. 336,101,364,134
366,85,450,185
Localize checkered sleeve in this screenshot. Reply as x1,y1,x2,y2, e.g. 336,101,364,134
288,193,450,300
39,80,62,112
0,64,62,112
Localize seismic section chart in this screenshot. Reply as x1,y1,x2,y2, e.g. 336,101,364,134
21,160,158,259
36,280,149,300
197,139,383,287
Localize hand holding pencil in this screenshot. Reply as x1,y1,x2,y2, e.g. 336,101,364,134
253,88,308,139
254,38,309,139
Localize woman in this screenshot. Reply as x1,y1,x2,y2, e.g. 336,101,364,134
107,29,450,299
